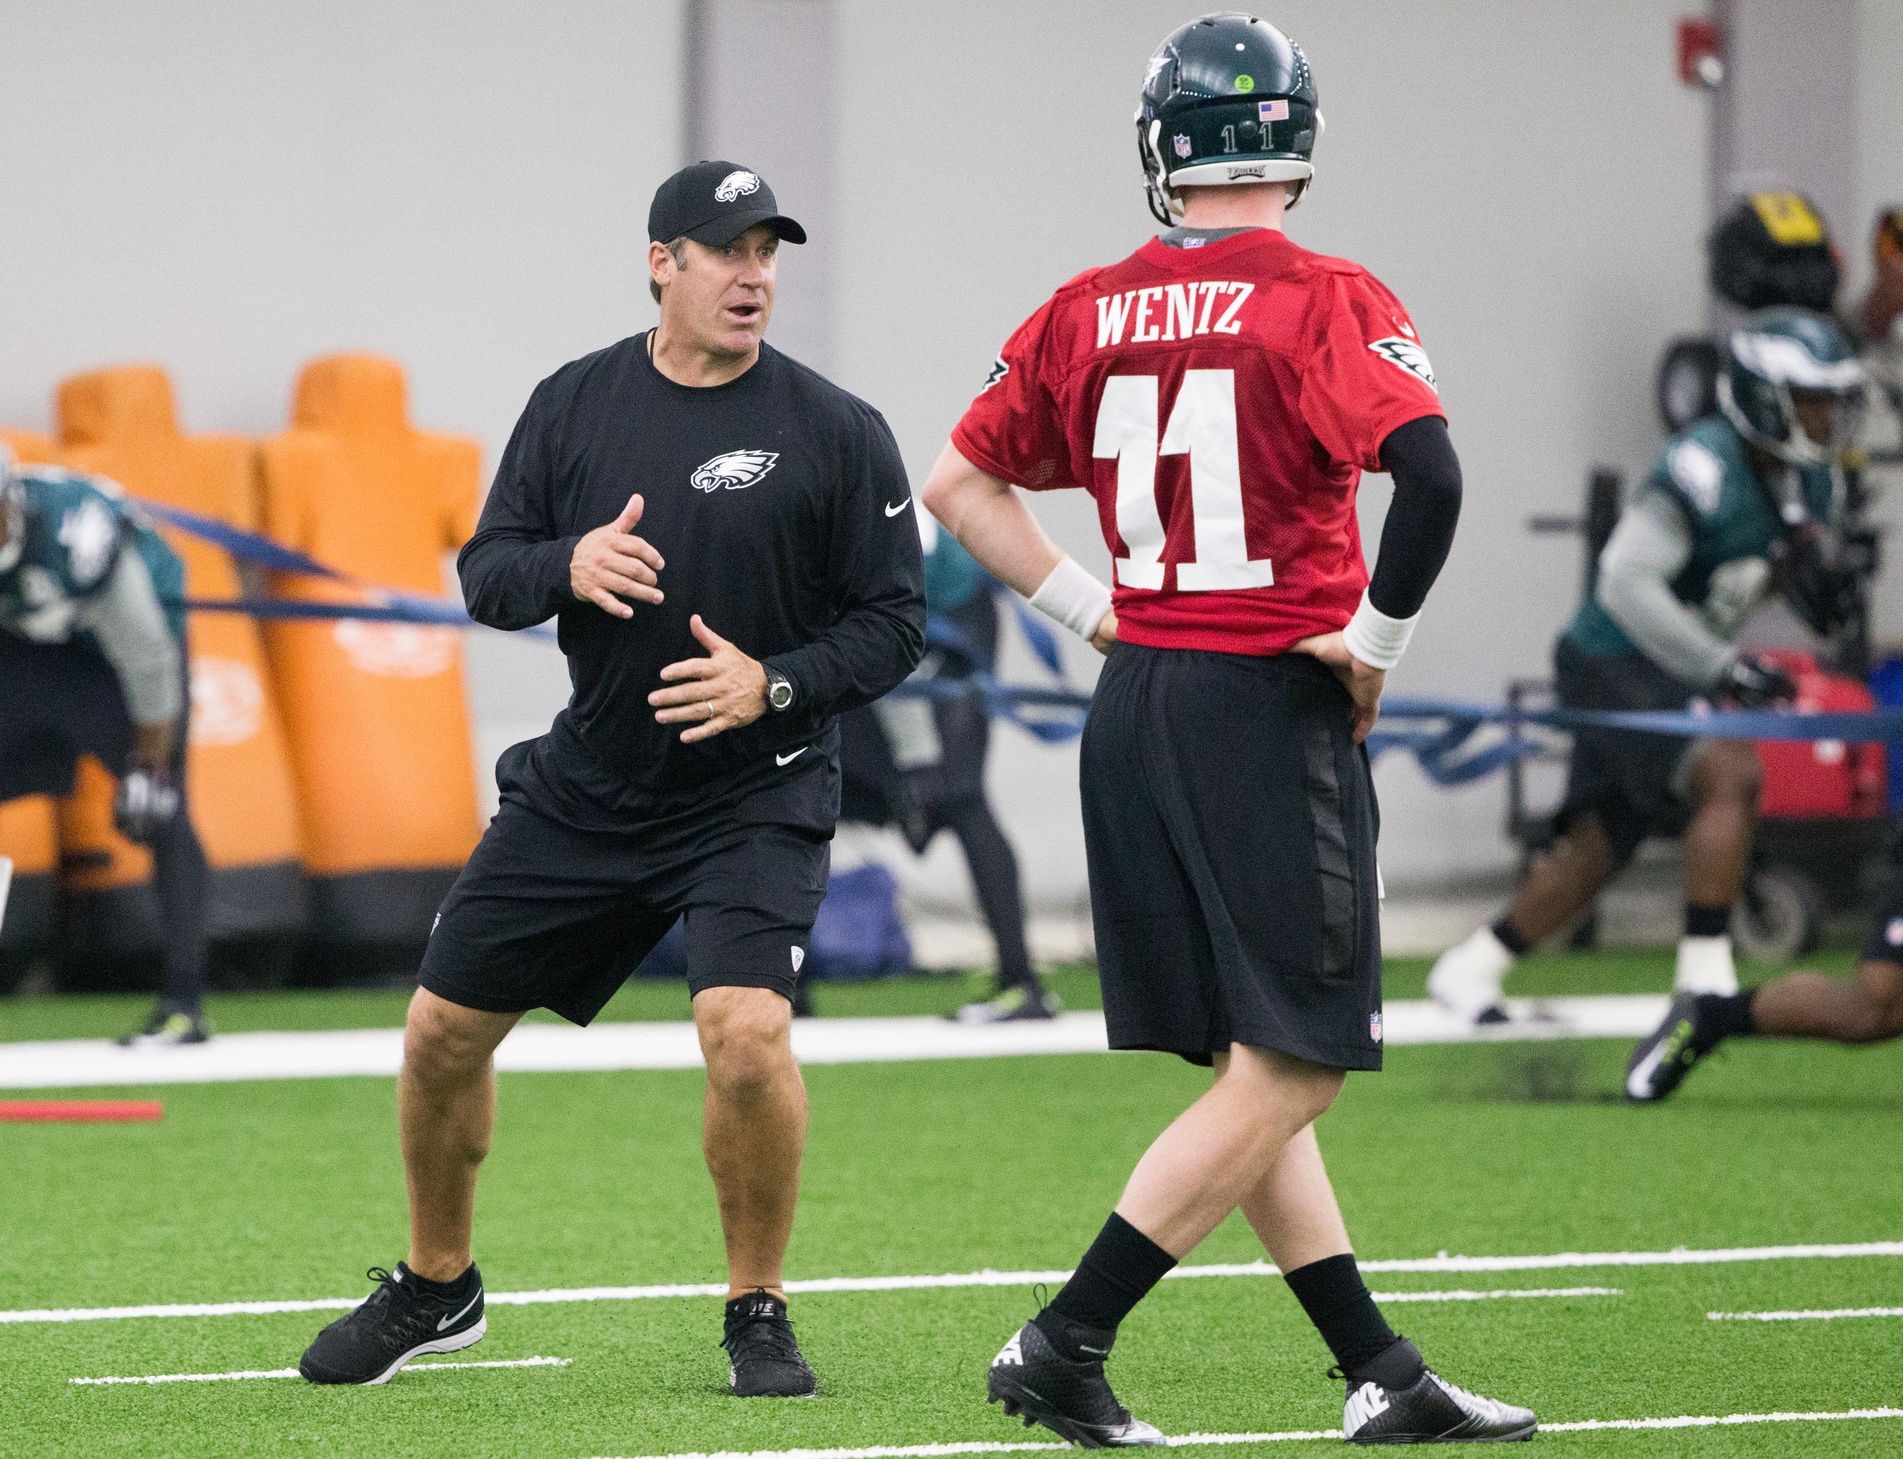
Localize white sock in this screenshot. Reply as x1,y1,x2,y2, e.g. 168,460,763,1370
1428,925,1515,1017
1674,934,1739,995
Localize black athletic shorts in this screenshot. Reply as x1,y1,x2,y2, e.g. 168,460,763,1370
1553,638,1699,857
1081,643,1383,1072
419,731,836,1024
1862,859,1903,964
0,633,187,799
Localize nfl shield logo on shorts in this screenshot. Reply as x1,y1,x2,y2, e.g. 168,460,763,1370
1369,1010,1384,1043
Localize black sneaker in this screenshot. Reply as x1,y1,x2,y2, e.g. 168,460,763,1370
723,1291,816,1397
1340,1342,1535,1444
299,1264,486,1385
986,1318,1164,1448
1626,992,1724,1102
117,1007,211,1048
949,986,1062,1025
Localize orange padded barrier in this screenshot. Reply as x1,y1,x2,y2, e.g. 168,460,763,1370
54,365,305,943
259,354,482,942
0,427,55,465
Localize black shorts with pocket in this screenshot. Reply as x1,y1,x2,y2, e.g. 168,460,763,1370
419,729,836,1024
1081,643,1383,1071
1553,638,1698,856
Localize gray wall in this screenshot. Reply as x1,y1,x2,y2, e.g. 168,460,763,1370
10,1,1884,906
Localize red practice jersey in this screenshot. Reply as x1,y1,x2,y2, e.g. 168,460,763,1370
953,229,1444,655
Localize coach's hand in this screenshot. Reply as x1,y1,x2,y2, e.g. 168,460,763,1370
571,493,666,619
650,615,769,744
1294,630,1384,744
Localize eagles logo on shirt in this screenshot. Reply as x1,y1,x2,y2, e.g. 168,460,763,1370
980,357,1009,394
691,449,780,492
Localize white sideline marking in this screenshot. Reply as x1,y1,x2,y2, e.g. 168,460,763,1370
71,1355,569,1385
0,995,1671,1090
1709,1305,1903,1322
589,1407,1903,1459
12,1234,1903,1326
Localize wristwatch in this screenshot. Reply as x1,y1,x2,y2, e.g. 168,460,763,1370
765,665,795,713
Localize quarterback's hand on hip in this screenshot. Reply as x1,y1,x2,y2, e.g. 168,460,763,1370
1090,607,1118,656
1294,630,1385,743
571,493,666,619
651,615,769,743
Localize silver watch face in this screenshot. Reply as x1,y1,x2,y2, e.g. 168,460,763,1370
769,677,793,710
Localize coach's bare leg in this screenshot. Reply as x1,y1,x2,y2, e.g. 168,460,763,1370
1495,813,1620,948
695,985,808,1300
1682,740,1762,908
401,987,522,1281
1237,1121,1353,1272
1113,1043,1343,1257
1750,959,1903,1043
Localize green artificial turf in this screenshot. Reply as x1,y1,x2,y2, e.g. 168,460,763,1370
4,956,1901,1457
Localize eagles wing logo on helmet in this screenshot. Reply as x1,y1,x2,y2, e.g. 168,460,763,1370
692,449,780,492
715,170,761,203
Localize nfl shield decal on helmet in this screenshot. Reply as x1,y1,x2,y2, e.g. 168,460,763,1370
1368,336,1438,391
1370,1010,1384,1043
692,449,780,492
1173,133,1193,159
714,169,761,202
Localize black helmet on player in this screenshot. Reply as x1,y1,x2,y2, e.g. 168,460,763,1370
0,443,23,576
1719,307,1868,470
1137,12,1322,226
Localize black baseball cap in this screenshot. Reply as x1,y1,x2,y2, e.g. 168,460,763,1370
648,160,808,247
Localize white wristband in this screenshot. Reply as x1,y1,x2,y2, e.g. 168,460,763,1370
1028,556,1114,640
1341,590,1418,671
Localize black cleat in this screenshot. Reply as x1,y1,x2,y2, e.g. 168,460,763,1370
299,1264,485,1385
117,1006,211,1048
986,1319,1164,1448
950,986,1062,1025
1341,1342,1535,1444
1625,992,1720,1102
723,1291,816,1397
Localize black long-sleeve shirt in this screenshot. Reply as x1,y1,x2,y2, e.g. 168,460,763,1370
460,333,926,815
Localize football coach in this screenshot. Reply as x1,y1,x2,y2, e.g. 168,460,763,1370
300,161,925,1397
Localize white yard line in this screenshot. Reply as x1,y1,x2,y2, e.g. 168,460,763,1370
0,995,1669,1091
1709,1305,1903,1322
588,1407,1903,1459
10,1235,1903,1327
71,1355,569,1386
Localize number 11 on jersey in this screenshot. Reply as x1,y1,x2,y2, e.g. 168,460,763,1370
1094,369,1275,592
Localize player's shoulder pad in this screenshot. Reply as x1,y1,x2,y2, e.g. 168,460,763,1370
1654,418,1742,520
31,470,129,592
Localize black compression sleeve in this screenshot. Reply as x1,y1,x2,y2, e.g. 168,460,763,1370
1366,415,1463,619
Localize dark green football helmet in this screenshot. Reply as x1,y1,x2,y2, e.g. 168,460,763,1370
1137,12,1322,225
1719,307,1868,468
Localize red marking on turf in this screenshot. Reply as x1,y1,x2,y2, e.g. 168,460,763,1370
0,1100,164,1124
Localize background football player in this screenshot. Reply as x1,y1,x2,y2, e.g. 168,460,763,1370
0,445,210,1045
1429,309,1867,1025
924,14,1533,1446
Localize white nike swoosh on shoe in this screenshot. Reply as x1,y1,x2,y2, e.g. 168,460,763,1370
776,747,807,766
885,498,912,517
437,1290,483,1332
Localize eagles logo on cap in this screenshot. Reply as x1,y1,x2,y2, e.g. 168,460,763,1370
715,170,761,202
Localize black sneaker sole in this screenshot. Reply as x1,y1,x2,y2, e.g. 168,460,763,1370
987,1367,1160,1448
299,1315,486,1385
1348,1419,1536,1445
